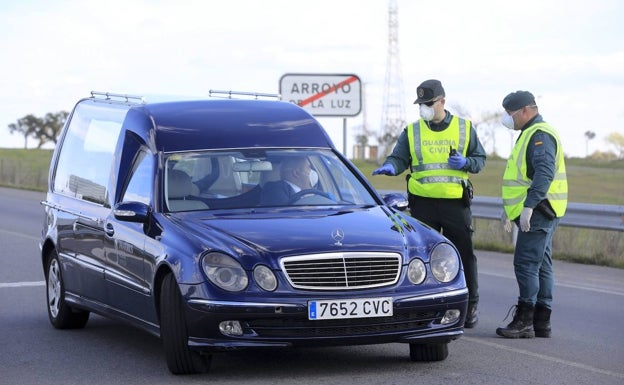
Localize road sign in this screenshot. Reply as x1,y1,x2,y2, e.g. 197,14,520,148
279,73,362,117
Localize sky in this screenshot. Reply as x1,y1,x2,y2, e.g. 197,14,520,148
1,0,623,158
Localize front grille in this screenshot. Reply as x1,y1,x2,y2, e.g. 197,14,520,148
247,310,438,337
280,252,401,290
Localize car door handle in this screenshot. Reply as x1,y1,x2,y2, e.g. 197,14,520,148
105,222,115,237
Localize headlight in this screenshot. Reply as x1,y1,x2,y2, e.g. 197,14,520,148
430,243,460,283
253,264,277,291
407,258,426,284
201,252,248,291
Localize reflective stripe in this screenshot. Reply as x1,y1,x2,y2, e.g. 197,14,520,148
502,180,530,187
457,118,467,154
412,122,424,165
503,196,525,206
411,162,450,172
548,192,568,200
416,176,466,184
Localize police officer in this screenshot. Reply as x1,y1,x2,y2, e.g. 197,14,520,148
373,79,486,328
496,90,568,339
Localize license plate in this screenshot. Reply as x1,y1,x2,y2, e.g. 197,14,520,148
308,297,393,320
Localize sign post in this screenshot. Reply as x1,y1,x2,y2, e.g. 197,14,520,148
279,73,362,155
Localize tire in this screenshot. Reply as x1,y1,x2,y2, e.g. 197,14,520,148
160,273,211,375
45,251,90,329
409,342,449,362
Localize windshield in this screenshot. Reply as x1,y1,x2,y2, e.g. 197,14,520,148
163,149,378,212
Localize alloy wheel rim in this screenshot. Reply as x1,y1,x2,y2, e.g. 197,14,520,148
47,259,61,318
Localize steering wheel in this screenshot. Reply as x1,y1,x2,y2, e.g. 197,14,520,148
288,189,332,204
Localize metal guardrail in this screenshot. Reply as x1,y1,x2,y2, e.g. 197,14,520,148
471,196,624,232
379,191,624,232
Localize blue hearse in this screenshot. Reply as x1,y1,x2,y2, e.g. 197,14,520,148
40,91,468,374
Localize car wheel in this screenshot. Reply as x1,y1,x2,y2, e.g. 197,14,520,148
160,273,211,375
46,251,89,329
409,342,449,361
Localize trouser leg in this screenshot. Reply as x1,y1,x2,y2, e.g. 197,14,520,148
440,202,478,304
514,213,557,305
408,197,478,304
514,230,544,305
537,218,558,308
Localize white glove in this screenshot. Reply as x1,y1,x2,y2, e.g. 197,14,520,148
502,214,513,233
519,207,533,232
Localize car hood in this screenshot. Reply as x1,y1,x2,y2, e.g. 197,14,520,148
172,206,439,265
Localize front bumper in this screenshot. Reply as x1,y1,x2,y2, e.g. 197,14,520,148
184,288,468,352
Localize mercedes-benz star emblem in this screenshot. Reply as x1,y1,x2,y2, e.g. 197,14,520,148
331,228,345,246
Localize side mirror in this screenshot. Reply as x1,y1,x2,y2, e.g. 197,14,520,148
382,192,409,211
113,201,151,223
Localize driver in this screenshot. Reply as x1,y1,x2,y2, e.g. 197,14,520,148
260,157,313,206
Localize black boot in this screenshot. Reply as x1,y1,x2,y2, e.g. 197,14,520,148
534,303,552,338
496,301,535,338
464,302,478,328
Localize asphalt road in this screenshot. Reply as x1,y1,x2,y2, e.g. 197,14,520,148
1,186,623,385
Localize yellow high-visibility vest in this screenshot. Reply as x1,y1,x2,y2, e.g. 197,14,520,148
502,122,568,220
406,117,470,198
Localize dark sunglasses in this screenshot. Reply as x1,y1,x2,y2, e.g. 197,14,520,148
421,98,439,107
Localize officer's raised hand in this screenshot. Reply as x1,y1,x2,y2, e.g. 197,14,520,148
448,153,467,170
372,164,396,176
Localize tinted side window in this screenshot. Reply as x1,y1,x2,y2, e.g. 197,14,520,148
53,102,127,206
122,151,153,205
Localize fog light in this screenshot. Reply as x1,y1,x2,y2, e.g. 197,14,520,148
219,320,243,336
441,309,461,325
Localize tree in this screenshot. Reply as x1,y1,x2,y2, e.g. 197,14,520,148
7,111,68,149
37,111,69,147
449,103,503,156
605,132,624,159
584,130,596,157
8,114,40,149
474,111,503,156
354,133,368,160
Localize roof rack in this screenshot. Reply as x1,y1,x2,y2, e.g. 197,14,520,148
208,90,281,100
90,91,146,104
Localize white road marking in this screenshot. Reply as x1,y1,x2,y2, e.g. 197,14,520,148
464,336,624,380
0,281,45,288
482,271,624,297
0,228,40,241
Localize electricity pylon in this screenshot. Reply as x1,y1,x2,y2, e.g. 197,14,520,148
378,0,407,161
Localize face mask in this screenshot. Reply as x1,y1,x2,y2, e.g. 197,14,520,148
309,169,319,187
419,104,435,121
501,111,516,129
